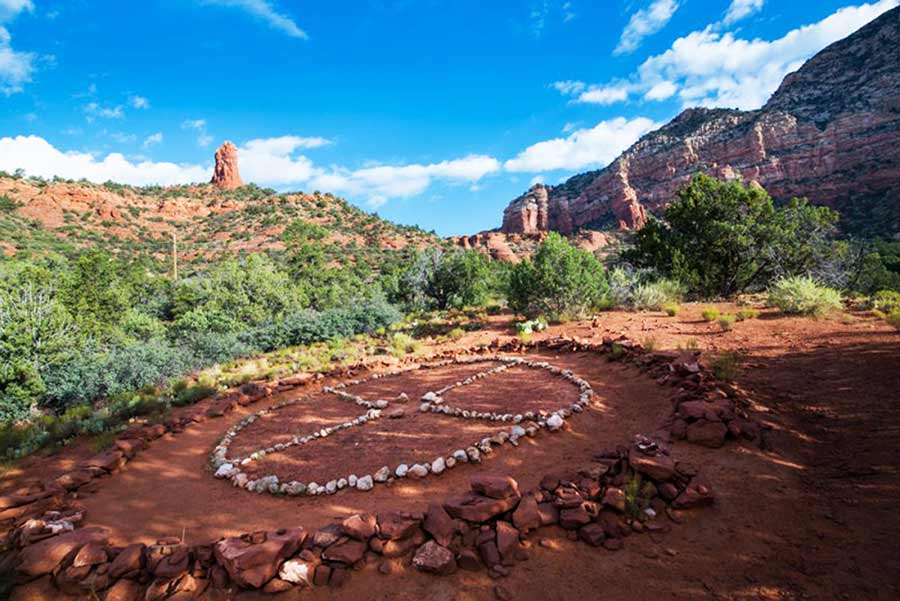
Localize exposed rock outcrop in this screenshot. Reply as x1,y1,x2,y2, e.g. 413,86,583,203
210,141,244,189
500,7,900,234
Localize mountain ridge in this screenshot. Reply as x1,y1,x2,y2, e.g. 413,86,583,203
499,6,900,238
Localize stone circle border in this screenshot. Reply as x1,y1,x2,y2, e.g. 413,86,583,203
210,356,594,497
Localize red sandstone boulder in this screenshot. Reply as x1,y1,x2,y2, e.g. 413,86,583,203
213,528,305,589
341,513,377,541
630,452,675,481
412,541,457,575
81,450,125,473
423,502,456,547
559,506,592,530
686,420,728,448
578,523,606,547
17,527,110,578
444,492,519,523
495,521,520,562
72,542,107,568
511,493,542,534
322,537,367,565
376,511,421,540
672,479,715,509
104,578,142,601
471,475,520,499
109,544,145,579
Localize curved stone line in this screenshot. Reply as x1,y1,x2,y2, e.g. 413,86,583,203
210,355,594,497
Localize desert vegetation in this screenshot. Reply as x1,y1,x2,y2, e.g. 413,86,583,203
2,174,898,462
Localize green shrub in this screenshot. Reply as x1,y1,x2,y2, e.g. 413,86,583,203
172,381,218,407
871,290,900,313
626,174,839,297
663,302,680,317
736,307,760,321
507,233,608,321
701,307,720,322
718,313,736,331
886,310,900,330
515,318,548,335
768,276,842,316
630,279,684,311
447,327,465,341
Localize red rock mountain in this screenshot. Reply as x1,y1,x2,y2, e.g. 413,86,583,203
501,6,900,235
210,141,244,189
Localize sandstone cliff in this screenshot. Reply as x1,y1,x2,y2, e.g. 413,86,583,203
500,6,900,235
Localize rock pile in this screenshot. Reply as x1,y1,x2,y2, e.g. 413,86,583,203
2,438,713,595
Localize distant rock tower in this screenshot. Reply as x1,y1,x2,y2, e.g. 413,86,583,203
210,141,244,189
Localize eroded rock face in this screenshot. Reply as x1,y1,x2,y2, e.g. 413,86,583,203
210,141,244,189
499,7,900,234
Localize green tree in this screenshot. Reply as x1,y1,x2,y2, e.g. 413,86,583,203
507,232,608,321
626,174,839,298
59,249,132,338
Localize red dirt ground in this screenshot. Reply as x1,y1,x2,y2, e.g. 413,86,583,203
70,350,668,545
6,305,900,601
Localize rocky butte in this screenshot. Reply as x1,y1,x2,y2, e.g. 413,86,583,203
500,6,900,235
210,140,244,189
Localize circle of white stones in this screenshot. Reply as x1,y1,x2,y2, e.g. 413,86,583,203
209,356,593,497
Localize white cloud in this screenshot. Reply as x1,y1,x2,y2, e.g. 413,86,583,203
0,135,210,186
576,84,631,105
203,0,307,39
723,0,764,25
310,155,501,207
529,175,544,186
504,117,659,172
143,132,163,148
130,95,150,109
242,135,331,155
85,102,124,119
181,119,206,130
0,135,500,209
551,80,586,95
0,1,34,95
558,0,898,110
0,0,33,21
644,80,677,101
181,119,214,147
562,1,576,22
615,0,680,55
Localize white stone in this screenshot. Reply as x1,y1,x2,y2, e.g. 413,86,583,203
325,480,338,494
337,478,348,489
431,457,446,475
374,466,391,482
214,463,235,479
348,475,358,487
396,464,409,478
356,475,374,491
510,425,526,439
408,464,429,478
453,449,468,463
279,559,312,585
547,414,564,430
445,456,457,469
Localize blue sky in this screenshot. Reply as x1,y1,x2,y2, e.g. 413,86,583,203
0,0,896,235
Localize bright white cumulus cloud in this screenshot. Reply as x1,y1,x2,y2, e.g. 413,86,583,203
558,0,899,110
0,135,501,208
504,117,659,173
0,135,210,186
615,0,680,55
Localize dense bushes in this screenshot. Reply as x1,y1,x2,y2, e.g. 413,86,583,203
391,249,495,311
627,174,839,298
767,276,842,316
507,233,608,321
